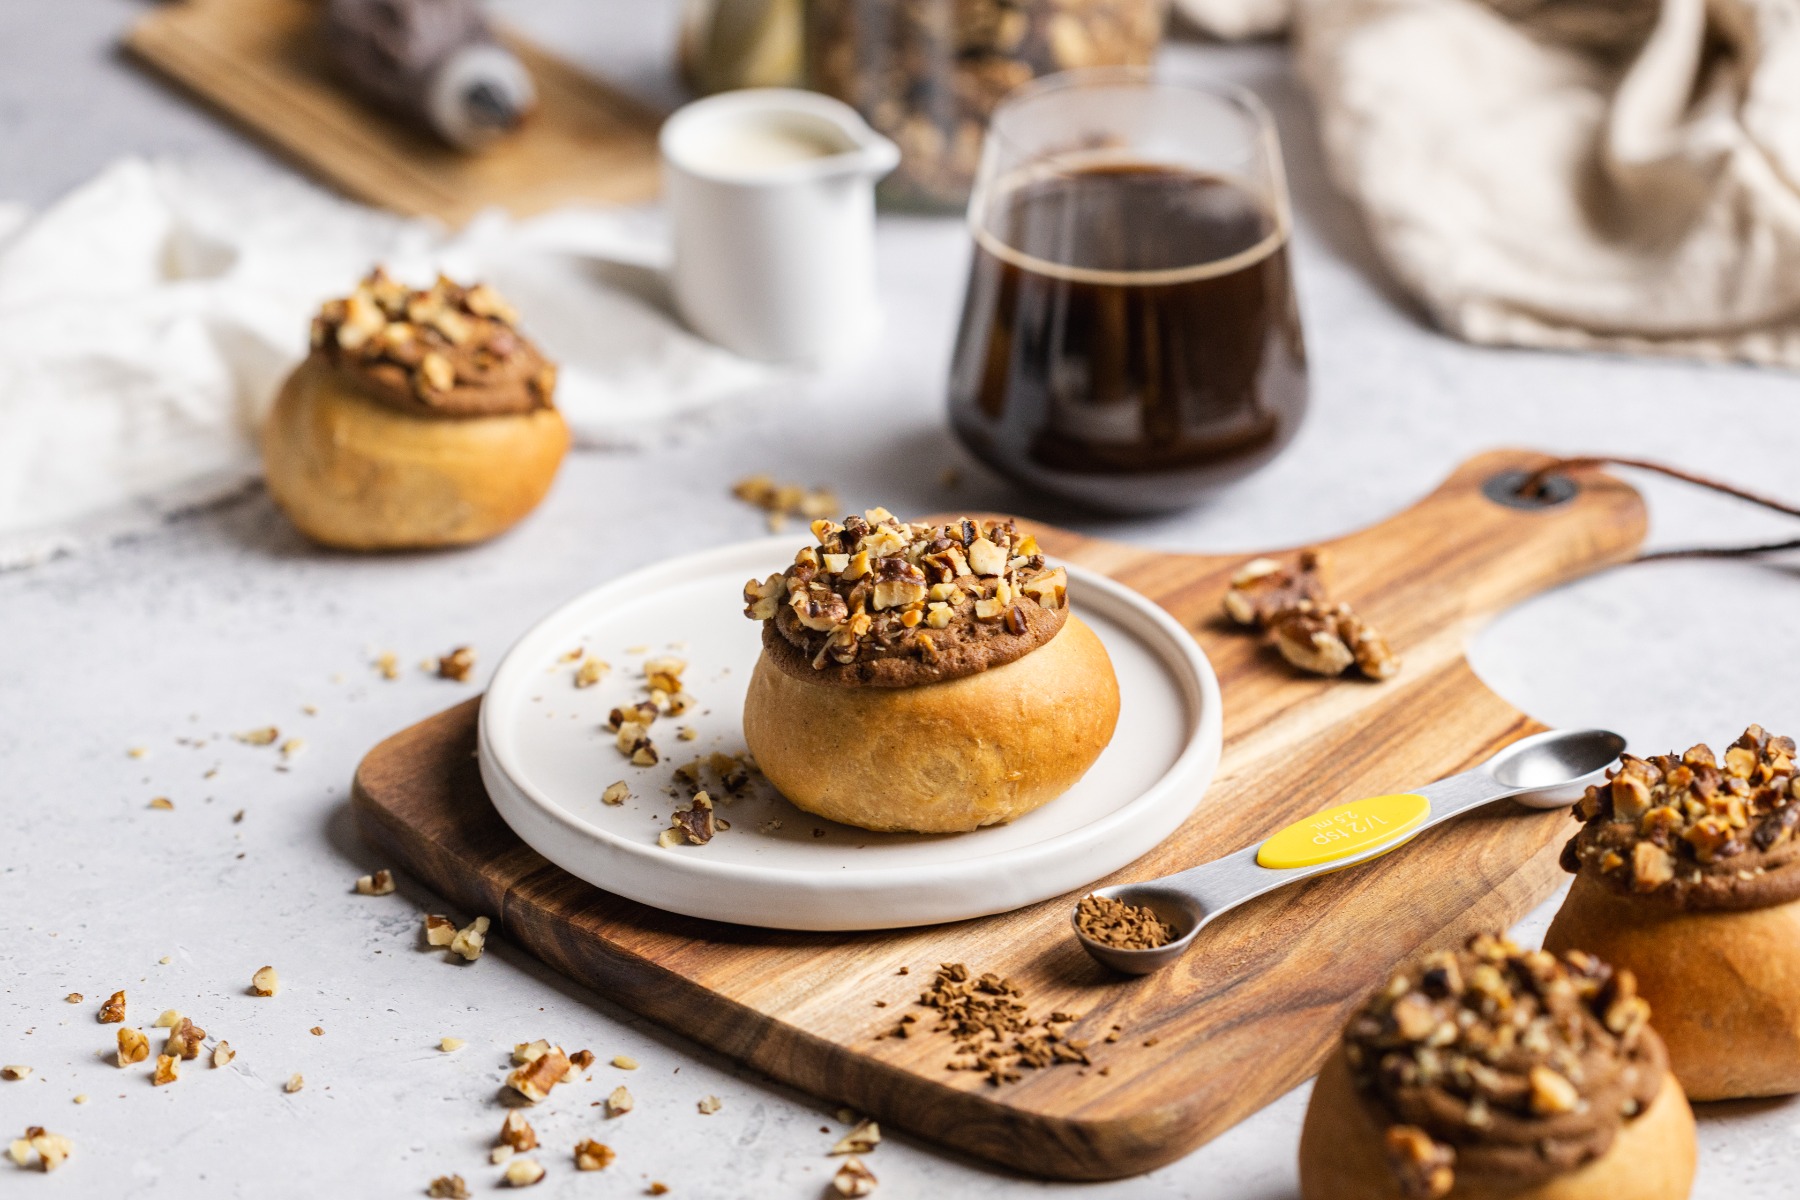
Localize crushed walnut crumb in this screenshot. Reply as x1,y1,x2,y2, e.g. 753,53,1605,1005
1074,894,1176,951
574,1139,616,1170
449,917,490,962
97,991,126,1023
116,1029,149,1067
234,726,280,746
606,1085,633,1116
64,993,81,1005
601,781,630,807
661,792,717,847
436,646,476,682
501,1157,544,1187
427,1175,471,1199
497,1111,538,1153
744,511,1066,670
166,1017,206,1061
611,1055,638,1070
888,963,1092,1085
148,797,174,811
0,1066,30,1081
250,966,279,997
354,869,396,896
832,1157,878,1197
1564,725,1800,896
697,1095,722,1115
424,914,457,947
284,1073,304,1093
8,1127,72,1173
1223,552,1399,681
211,1042,235,1068
830,1119,880,1155
731,475,839,532
439,1037,465,1053
506,1045,573,1103
376,652,401,680
153,1055,179,1086
574,656,610,688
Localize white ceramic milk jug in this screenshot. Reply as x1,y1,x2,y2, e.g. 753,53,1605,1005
660,88,900,365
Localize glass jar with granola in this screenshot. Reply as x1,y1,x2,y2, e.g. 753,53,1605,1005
805,0,1166,210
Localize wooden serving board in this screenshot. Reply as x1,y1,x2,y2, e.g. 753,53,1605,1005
127,0,662,224
352,450,1646,1180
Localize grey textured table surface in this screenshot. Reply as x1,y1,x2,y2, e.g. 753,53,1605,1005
3,2,1796,1196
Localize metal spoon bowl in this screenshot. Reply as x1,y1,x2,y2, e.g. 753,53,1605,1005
1073,727,1625,975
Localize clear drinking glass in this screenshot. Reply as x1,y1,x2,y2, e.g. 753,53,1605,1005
946,68,1308,513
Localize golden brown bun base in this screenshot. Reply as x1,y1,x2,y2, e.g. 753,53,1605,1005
742,614,1119,833
263,356,569,550
1299,1047,1695,1200
1547,870,1800,1100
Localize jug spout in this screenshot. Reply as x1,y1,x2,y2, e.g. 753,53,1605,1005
661,87,898,188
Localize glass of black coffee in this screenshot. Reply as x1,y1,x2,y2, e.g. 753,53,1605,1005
948,69,1307,513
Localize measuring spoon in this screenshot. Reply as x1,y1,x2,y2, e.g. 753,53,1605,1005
1073,727,1625,975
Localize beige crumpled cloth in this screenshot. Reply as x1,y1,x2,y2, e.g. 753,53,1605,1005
1177,0,1800,366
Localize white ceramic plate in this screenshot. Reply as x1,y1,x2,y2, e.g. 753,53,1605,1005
478,537,1222,931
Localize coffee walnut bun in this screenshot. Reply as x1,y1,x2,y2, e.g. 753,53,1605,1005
739,510,1119,833
1299,934,1695,1200
263,270,569,550
1545,724,1800,1100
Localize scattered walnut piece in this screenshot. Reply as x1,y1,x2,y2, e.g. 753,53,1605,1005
697,1095,722,1115
153,1009,182,1029
64,993,81,1005
501,1157,544,1187
0,1066,30,1081
211,1042,235,1068
731,475,839,531
355,869,396,896
436,646,476,682
449,916,491,962
424,914,457,946
234,726,280,746
832,1157,878,1197
71,1095,87,1106
830,1119,880,1155
574,1139,616,1171
250,965,280,997
9,1128,73,1173
1224,553,1399,681
116,1029,149,1067
439,1037,465,1053
574,656,610,688
569,1049,595,1071
665,792,717,846
376,652,401,680
284,1073,304,1093
1222,552,1327,627
497,1111,538,1153
605,1085,633,1116
152,1055,179,1086
148,796,174,811
648,1183,670,1196
427,1175,471,1199
166,1017,206,1061
601,781,630,807
98,990,126,1024
513,1040,551,1065
506,1047,572,1104
611,1055,638,1071
280,738,305,759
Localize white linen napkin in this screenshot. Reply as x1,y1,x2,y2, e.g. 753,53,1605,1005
0,157,775,570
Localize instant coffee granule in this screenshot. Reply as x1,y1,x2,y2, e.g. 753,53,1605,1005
1075,894,1175,950
887,963,1093,1085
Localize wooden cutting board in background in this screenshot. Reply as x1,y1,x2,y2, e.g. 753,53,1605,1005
126,0,662,224
352,450,1647,1180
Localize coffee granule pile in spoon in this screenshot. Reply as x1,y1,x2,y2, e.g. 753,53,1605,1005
1075,894,1176,950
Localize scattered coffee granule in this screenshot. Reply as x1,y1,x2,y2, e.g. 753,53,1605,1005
606,1085,633,1116
830,1119,880,1155
892,963,1092,1085
116,1029,149,1067
354,869,396,896
574,1139,616,1171
436,646,476,682
731,474,839,532
501,1157,544,1187
284,1073,304,1093
1074,894,1176,951
148,797,174,811
250,966,279,997
832,1157,878,1197
497,1111,538,1153
427,1175,471,1199
234,726,280,746
697,1095,722,1115
8,1127,72,1173
0,1066,30,1081
152,1055,179,1086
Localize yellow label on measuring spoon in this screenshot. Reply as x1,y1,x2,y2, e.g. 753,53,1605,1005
1256,793,1432,870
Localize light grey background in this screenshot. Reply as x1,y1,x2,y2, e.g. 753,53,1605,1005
2,1,1796,1196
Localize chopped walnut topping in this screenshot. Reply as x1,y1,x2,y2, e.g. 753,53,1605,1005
116,1029,149,1067
354,869,396,896
832,1157,878,1197
212,1042,235,1068
606,1085,633,1116
746,512,1062,669
498,1111,538,1153
731,475,839,531
1346,934,1661,1197
250,966,279,997
830,1119,880,1155
574,1139,615,1170
697,1095,722,1115
1074,894,1175,951
153,1055,179,1086
506,1047,572,1103
436,646,476,682
424,914,457,946
98,991,126,1024
665,792,717,846
449,916,490,962
501,1157,544,1187
1224,552,1399,681
1566,727,1800,895
427,1175,470,1199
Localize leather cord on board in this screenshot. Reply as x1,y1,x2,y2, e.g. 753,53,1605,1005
1520,456,1800,562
